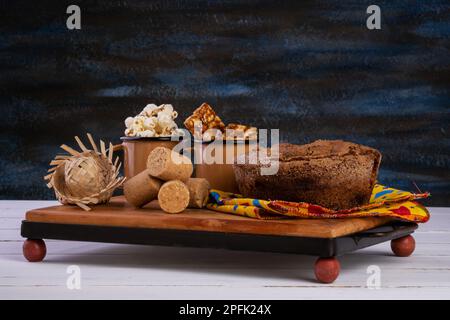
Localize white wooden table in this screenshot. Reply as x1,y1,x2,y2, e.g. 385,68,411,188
1,200,449,299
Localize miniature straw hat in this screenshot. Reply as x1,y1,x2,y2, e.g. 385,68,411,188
45,133,126,211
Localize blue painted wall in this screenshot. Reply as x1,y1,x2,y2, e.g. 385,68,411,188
1,0,449,204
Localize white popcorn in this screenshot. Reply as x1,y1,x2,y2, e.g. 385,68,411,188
131,116,145,132
161,126,173,136
124,103,181,138
125,128,136,137
143,117,157,129
161,104,173,114
139,129,156,138
124,117,134,128
157,112,173,127
140,104,159,117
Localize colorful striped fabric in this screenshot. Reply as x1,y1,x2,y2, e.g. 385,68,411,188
207,184,430,223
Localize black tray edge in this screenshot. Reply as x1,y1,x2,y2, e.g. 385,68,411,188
20,220,417,258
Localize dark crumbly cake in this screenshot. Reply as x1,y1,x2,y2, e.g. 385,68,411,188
233,140,382,210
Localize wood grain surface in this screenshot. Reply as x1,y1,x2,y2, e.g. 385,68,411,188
25,196,392,238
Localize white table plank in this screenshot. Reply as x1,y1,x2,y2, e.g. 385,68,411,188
2,285,449,300
0,201,449,299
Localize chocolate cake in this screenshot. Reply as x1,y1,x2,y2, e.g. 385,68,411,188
233,140,382,210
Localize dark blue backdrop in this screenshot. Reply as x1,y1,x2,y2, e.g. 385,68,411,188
1,0,449,204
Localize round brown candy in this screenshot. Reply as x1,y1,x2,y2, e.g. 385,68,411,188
158,180,190,214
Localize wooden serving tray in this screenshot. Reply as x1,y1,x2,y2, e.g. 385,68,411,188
25,196,392,239
21,196,418,283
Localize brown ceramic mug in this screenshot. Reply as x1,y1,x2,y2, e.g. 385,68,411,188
114,136,255,193
192,139,257,193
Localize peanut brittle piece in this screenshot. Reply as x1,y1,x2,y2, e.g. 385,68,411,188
225,123,251,131
184,103,225,135
225,123,257,140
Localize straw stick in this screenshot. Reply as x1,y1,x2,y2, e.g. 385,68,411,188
76,202,91,211
55,155,70,160
100,140,106,156
50,160,63,166
108,142,113,162
86,133,99,153
60,144,80,156
74,136,88,152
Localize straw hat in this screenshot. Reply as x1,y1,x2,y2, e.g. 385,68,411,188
45,133,125,211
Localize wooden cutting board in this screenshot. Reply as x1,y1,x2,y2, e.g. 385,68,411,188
25,196,392,239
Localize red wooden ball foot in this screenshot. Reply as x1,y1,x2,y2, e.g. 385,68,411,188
23,239,46,262
391,235,415,257
314,257,340,283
